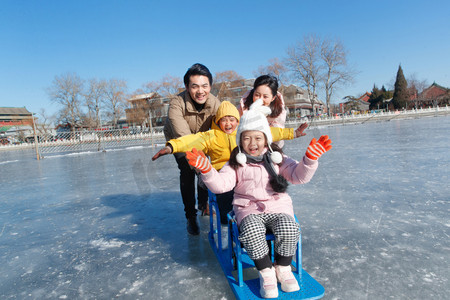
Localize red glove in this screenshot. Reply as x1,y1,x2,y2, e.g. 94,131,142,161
305,135,332,160
186,148,212,174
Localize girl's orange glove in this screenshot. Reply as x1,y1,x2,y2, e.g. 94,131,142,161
305,135,332,160
186,148,213,174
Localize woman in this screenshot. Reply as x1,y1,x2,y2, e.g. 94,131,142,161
238,75,287,147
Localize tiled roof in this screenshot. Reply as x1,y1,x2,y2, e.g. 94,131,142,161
0,107,32,115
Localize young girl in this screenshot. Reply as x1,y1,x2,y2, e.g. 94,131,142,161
186,100,332,298
238,75,287,147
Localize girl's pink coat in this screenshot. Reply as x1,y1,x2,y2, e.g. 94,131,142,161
202,154,318,225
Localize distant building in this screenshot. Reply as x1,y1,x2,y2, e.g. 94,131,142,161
415,82,450,108
341,92,371,113
0,107,34,126
125,93,170,128
280,84,324,117
357,92,371,103
211,78,254,106
0,107,36,142
54,122,90,132
125,79,325,127
211,79,324,117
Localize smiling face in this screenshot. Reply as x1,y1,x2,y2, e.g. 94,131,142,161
187,75,211,104
218,116,239,134
253,84,275,106
241,130,267,157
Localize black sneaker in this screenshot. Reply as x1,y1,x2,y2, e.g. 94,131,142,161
186,216,200,235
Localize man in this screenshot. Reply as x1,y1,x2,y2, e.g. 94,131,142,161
163,63,221,235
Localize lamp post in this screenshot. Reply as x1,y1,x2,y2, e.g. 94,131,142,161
148,108,154,148
31,113,40,160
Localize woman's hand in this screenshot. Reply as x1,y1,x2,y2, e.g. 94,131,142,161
152,146,172,161
294,122,308,138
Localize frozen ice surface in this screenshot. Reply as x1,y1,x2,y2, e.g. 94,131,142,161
0,115,449,299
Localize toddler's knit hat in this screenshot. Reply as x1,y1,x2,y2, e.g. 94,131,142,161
235,99,282,165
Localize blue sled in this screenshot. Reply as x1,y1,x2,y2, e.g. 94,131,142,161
208,191,325,299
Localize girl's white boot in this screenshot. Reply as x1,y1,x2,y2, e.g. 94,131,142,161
275,265,300,292
258,267,278,298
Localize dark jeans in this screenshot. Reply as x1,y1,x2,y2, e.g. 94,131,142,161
174,153,208,219
216,190,234,224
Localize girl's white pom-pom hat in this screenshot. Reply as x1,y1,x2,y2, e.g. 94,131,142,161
235,99,283,165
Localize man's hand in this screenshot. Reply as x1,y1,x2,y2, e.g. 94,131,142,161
305,135,332,160
294,122,308,138
186,148,212,174
152,146,172,161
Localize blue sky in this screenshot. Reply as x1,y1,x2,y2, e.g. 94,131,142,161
1,0,449,117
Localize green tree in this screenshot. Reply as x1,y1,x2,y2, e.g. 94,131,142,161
392,65,409,109
381,86,393,101
368,84,382,110
369,85,393,110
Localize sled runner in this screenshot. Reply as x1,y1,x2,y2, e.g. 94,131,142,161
208,191,325,299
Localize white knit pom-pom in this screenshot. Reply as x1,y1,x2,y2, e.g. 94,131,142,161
236,152,247,166
270,151,283,164
251,99,271,116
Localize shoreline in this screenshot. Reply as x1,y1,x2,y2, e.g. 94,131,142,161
286,106,449,128
1,107,449,153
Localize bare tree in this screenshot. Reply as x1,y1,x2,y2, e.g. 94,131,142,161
320,38,354,115
143,74,182,97
159,75,183,97
407,73,428,109
47,72,84,130
142,81,160,95
253,58,288,85
103,79,128,128
214,70,243,84
126,92,150,128
85,78,107,128
35,108,54,138
342,95,360,113
285,34,322,116
213,70,244,102
140,75,183,126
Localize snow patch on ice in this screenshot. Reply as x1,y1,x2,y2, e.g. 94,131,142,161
0,160,19,165
133,257,143,264
74,263,86,271
121,250,133,258
45,151,100,158
90,238,128,250
21,269,33,277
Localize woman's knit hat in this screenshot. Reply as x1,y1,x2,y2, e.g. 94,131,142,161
235,99,282,165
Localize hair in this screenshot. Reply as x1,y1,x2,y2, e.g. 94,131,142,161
243,75,283,118
183,63,213,87
229,143,284,170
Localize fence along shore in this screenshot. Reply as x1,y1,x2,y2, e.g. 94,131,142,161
1,106,449,158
